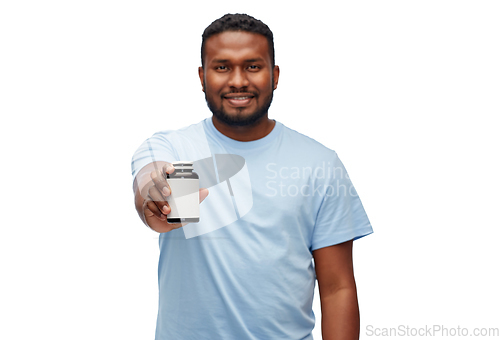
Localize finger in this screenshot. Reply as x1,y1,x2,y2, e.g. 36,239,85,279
168,222,184,230
143,197,166,221
151,167,171,197
163,163,175,175
199,188,209,203
148,185,171,215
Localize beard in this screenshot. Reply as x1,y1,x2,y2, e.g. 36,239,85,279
203,80,275,127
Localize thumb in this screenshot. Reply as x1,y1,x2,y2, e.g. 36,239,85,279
199,188,209,203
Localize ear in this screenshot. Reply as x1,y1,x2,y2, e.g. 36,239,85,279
198,66,205,92
273,65,280,90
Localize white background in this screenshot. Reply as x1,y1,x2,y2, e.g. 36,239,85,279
1,1,499,339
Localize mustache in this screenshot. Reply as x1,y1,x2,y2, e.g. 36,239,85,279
221,90,258,97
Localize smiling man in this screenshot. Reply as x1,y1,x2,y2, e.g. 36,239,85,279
132,13,373,340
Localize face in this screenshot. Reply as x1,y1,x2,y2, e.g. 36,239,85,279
199,31,280,127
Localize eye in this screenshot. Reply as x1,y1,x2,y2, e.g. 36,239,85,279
215,65,228,71
248,65,260,71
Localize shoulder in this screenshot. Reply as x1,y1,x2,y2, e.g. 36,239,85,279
149,119,207,143
279,122,339,161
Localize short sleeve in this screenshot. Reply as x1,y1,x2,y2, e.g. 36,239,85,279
311,152,373,251
131,131,178,181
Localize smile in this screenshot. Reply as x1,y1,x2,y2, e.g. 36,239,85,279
223,94,255,107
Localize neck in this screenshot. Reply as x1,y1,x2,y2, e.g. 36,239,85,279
212,115,276,142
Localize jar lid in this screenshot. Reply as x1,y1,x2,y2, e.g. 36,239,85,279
172,161,193,170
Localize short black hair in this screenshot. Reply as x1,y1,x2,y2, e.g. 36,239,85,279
201,13,275,69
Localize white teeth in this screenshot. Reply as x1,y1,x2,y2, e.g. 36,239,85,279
226,96,251,100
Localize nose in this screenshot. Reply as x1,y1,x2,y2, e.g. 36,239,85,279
228,67,249,89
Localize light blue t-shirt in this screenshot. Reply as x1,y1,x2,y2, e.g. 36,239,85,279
131,118,373,340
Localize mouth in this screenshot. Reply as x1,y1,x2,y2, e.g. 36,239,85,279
223,93,256,107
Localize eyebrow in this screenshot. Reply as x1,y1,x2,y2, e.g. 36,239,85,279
211,58,265,64
244,58,265,63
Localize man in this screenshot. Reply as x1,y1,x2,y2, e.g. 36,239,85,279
132,13,373,340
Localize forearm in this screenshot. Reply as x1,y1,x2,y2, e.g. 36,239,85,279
320,287,360,340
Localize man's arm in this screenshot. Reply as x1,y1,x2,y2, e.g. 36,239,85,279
312,240,359,340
